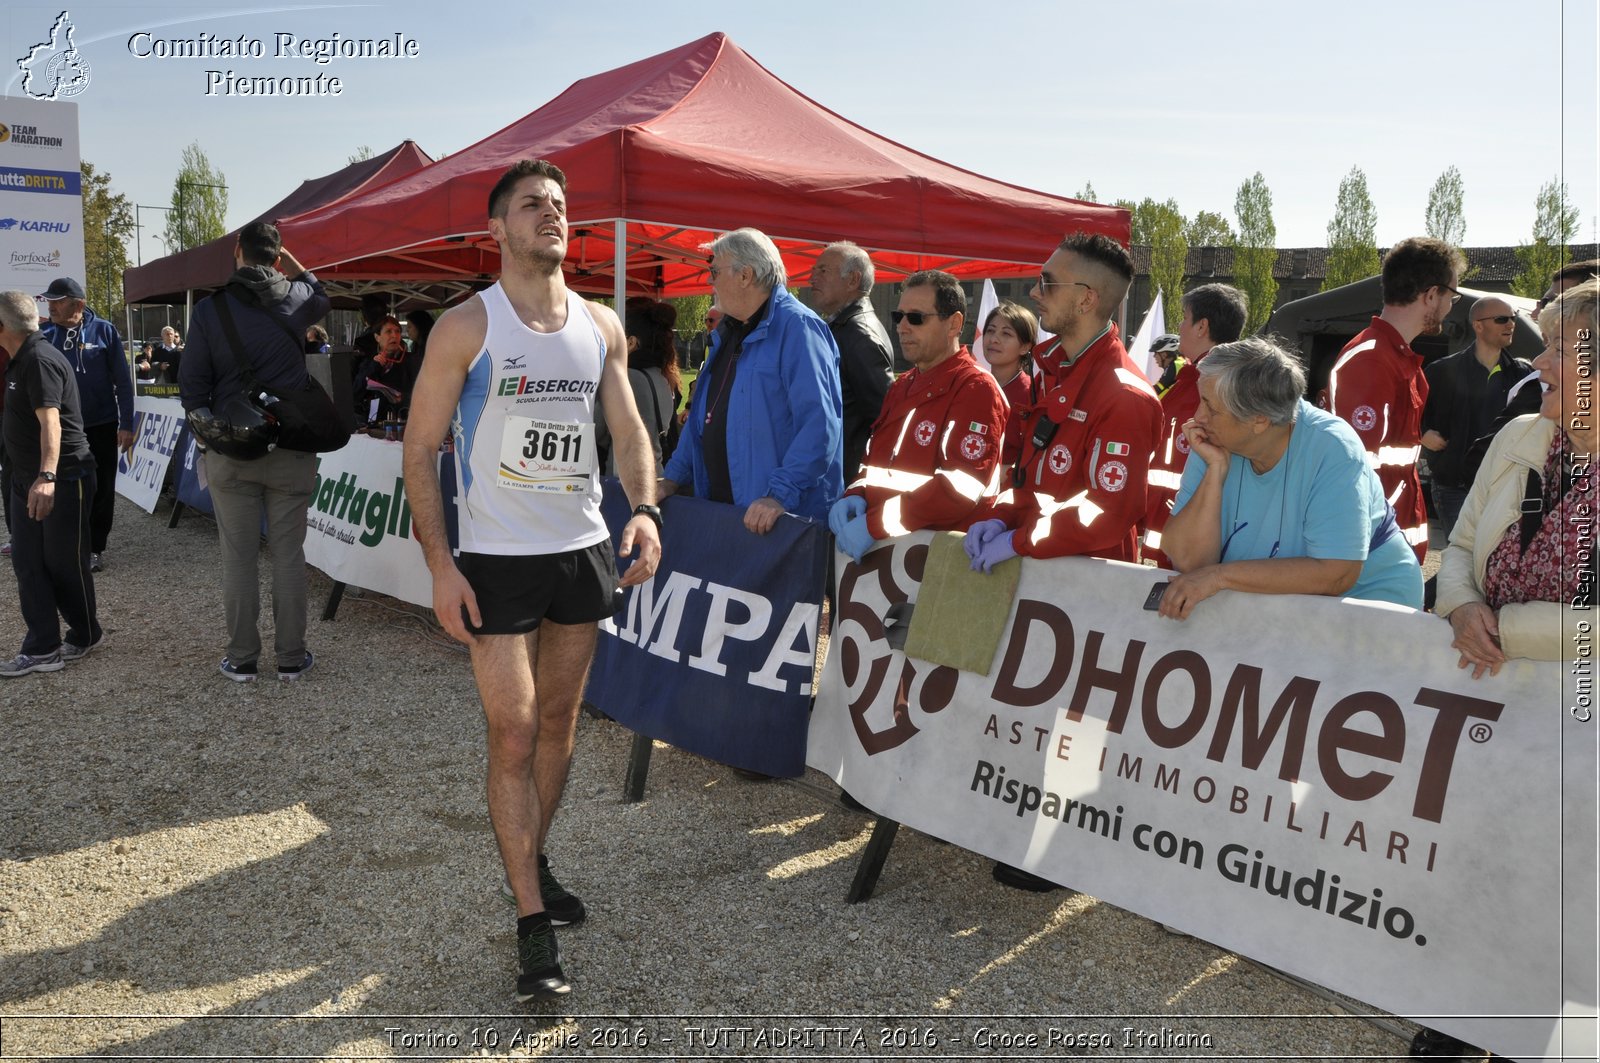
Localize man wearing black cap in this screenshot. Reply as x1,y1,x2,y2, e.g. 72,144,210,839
0,290,102,677
38,277,134,573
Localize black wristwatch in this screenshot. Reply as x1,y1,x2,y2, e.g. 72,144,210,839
37,471,57,483
632,503,663,531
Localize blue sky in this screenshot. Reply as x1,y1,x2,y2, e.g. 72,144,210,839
4,0,1596,267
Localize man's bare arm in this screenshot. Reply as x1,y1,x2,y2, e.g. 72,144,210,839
401,299,486,642
590,302,660,587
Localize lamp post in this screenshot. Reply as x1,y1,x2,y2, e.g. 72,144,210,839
134,203,172,266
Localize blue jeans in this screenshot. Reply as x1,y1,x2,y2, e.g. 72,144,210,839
1431,483,1469,542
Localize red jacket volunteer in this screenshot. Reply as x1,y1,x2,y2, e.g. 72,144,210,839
988,324,1161,560
847,346,1007,537
1328,317,1429,562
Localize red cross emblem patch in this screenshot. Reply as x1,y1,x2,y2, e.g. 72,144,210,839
1353,405,1378,432
1098,460,1128,492
914,419,937,446
960,433,988,461
1048,444,1072,475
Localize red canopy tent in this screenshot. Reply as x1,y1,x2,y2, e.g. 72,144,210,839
123,139,434,306
279,33,1126,302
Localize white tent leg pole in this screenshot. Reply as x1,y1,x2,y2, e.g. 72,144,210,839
613,220,627,327
185,289,194,335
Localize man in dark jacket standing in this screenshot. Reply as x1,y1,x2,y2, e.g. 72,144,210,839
38,277,133,573
179,221,329,683
0,290,102,677
810,241,894,483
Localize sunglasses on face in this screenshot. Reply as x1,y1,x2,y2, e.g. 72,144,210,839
1476,315,1515,325
891,309,949,326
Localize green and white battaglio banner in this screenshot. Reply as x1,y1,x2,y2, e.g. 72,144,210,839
300,435,430,607
809,533,1597,1061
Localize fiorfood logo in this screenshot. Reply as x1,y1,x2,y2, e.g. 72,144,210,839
16,11,93,100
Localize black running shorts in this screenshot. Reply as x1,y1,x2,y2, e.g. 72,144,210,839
456,541,620,635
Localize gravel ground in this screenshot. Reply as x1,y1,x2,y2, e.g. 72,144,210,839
0,495,1427,1061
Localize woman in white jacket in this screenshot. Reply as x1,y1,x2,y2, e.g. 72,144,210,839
1435,279,1598,677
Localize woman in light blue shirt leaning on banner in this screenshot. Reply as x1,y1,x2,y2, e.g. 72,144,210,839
1156,335,1423,620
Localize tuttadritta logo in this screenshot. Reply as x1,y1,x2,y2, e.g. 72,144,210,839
16,11,93,100
0,217,72,233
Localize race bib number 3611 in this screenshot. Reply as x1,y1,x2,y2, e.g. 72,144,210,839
498,416,595,493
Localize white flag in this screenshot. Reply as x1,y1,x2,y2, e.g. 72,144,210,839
1128,287,1166,384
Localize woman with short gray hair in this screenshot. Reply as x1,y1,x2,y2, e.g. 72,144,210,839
1157,336,1422,619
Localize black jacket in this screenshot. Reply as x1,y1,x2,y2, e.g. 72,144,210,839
829,295,894,483
1421,344,1532,488
179,266,329,413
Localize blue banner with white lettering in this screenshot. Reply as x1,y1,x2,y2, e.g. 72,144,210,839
587,486,830,777
173,429,215,515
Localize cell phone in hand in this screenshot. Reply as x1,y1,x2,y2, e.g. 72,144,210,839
1142,580,1169,611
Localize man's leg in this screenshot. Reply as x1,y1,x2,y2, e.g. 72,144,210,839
205,452,265,666
530,621,599,849
473,632,545,916
1431,483,1467,542
84,421,117,555
257,450,317,669
8,479,60,656
44,473,100,648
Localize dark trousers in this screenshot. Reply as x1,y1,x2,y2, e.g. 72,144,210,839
85,421,118,553
8,470,100,655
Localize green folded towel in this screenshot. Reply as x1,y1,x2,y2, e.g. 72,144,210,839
903,531,1020,675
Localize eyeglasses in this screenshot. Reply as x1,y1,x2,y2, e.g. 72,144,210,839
1038,274,1093,293
1439,284,1462,305
1476,315,1514,325
890,309,950,326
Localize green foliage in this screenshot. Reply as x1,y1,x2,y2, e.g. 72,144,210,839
348,144,374,165
1185,210,1235,247
79,161,134,325
1075,181,1098,203
1512,177,1580,298
164,142,229,252
1135,198,1189,329
669,293,713,336
1233,172,1279,334
1424,166,1466,246
1322,166,1380,291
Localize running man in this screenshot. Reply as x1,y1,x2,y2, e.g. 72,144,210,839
402,159,662,1002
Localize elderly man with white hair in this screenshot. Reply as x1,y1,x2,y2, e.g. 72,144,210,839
662,227,844,532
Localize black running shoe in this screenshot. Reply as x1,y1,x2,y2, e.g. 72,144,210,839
515,917,570,1002
538,854,587,926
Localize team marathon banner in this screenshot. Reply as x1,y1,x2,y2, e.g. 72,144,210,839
807,532,1597,1061
588,490,830,778
114,396,185,513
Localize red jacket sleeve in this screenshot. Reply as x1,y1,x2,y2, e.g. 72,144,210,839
867,376,1007,537
1329,346,1399,452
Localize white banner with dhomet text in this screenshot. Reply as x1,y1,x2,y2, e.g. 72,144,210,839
808,534,1596,1061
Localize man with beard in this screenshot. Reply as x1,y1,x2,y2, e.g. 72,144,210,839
402,159,661,1002
1327,237,1465,562
965,231,1161,569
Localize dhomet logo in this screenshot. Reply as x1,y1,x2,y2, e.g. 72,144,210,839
0,218,72,233
16,11,92,100
0,167,81,196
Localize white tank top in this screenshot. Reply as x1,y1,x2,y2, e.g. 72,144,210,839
450,283,611,555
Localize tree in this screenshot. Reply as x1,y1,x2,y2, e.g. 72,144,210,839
1424,165,1466,246
1075,181,1098,203
80,161,135,325
1512,177,1580,297
347,144,374,164
1137,198,1189,329
1185,210,1235,247
1322,166,1380,290
1233,173,1278,334
164,142,228,252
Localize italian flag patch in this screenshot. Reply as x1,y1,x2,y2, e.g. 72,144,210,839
968,422,988,434
1105,442,1130,456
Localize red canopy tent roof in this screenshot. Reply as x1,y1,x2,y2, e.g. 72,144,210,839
124,140,433,305
279,33,1126,299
